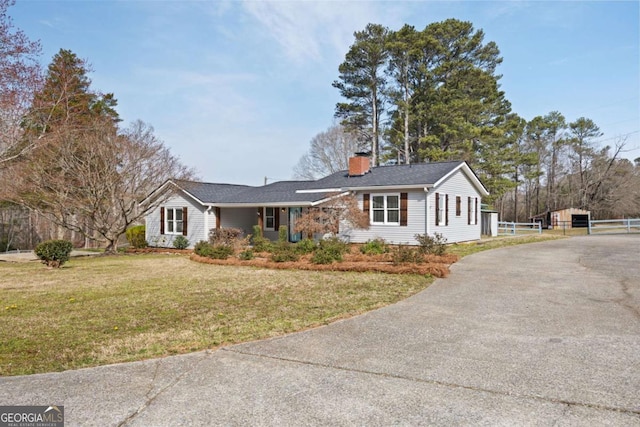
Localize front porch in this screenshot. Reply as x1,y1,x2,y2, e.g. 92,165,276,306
212,206,304,243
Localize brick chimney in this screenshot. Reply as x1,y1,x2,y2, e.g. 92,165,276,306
348,152,370,177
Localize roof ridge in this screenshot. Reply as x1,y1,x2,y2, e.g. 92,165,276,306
174,179,254,188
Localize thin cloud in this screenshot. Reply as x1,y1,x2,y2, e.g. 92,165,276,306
241,1,392,64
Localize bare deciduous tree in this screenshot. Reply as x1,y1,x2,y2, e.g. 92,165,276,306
0,0,42,166
294,193,369,237
293,124,364,180
9,119,194,253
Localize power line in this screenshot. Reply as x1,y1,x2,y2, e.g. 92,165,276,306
591,130,639,145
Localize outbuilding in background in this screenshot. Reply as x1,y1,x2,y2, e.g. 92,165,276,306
530,208,591,230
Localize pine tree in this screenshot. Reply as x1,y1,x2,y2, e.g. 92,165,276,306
385,24,420,164
416,19,511,163
333,24,390,166
24,48,119,136
568,117,602,209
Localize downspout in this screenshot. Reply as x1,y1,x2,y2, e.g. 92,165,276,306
424,187,431,236
205,206,212,241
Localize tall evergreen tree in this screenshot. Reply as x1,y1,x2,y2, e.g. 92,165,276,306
524,116,550,214
385,24,420,164
541,111,567,212
24,48,118,136
333,24,390,166
417,19,511,163
475,113,525,211
568,117,602,208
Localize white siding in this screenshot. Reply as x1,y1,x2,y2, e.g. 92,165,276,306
340,190,427,245
339,170,482,245
428,171,481,243
145,192,206,249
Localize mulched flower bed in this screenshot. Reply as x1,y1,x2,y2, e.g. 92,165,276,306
190,249,458,278
127,245,458,278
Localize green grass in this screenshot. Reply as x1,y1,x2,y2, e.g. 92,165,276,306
0,254,431,376
447,234,566,258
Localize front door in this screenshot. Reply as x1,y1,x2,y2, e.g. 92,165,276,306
288,208,302,242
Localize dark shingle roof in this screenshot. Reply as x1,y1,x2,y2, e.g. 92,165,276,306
173,181,252,203
173,180,330,205
306,161,464,190
170,161,480,206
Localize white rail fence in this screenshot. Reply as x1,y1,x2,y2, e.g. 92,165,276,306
497,221,542,236
588,218,640,235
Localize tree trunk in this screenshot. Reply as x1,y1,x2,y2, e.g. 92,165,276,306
371,85,379,167
404,82,410,164
104,239,118,255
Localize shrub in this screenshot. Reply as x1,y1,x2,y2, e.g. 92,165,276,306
125,225,147,249
209,245,234,260
173,235,190,250
251,225,272,252
209,227,244,246
278,225,288,243
391,245,424,264
414,233,447,255
270,244,299,262
238,249,254,260
194,241,233,259
34,239,73,268
360,238,387,255
194,241,214,257
295,238,316,254
318,237,348,261
311,248,337,264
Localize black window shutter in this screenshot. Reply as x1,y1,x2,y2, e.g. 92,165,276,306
363,194,370,212
475,198,478,225
435,193,440,225
182,207,188,236
160,207,165,235
468,197,471,225
445,194,449,226
400,193,408,226
274,208,280,230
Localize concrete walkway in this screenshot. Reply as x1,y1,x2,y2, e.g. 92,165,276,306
1,235,639,426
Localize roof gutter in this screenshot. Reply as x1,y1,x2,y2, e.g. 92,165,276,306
208,202,316,208
298,184,434,193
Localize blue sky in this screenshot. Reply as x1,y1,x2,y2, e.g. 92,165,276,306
9,0,640,185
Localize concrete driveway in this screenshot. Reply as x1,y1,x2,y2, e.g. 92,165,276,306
1,235,639,426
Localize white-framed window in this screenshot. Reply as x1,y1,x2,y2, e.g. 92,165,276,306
371,194,400,225
468,197,477,225
264,207,275,231
166,207,184,234
436,193,446,226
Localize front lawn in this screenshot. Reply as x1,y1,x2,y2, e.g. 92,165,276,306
0,254,431,376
